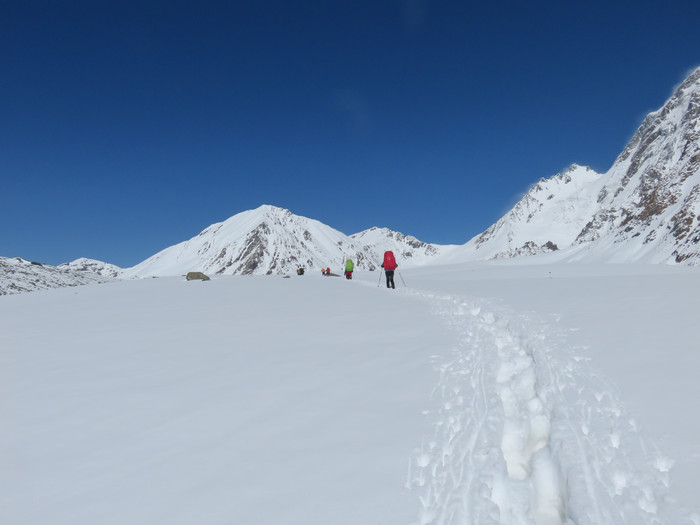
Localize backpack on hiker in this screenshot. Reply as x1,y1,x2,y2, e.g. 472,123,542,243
382,251,397,271
344,259,354,280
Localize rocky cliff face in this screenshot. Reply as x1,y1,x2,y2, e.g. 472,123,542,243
459,67,700,265
578,67,700,263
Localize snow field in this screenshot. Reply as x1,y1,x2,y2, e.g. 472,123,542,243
2,263,699,525
1,274,452,525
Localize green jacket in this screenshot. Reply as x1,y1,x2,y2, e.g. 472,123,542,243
345,259,354,272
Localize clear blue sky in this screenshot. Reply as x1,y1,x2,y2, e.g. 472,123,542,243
2,1,699,267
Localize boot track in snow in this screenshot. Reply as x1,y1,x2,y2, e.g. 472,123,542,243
402,290,693,525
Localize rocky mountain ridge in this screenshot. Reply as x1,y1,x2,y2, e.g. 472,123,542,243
0,257,115,296
454,66,700,265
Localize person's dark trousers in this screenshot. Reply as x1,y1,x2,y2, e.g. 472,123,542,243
385,270,395,289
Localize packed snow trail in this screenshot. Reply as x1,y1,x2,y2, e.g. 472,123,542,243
403,290,694,525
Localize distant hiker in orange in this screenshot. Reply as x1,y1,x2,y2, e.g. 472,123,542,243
381,251,397,289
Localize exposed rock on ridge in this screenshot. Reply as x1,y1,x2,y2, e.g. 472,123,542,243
457,67,700,265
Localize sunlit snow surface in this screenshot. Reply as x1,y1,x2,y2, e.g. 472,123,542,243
2,262,699,524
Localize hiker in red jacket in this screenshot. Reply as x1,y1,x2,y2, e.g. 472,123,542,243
381,250,397,289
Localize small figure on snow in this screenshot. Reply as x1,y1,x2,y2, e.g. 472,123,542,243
381,251,397,289
344,259,354,280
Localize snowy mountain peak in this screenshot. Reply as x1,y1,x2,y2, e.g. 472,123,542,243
121,206,449,278
458,67,700,265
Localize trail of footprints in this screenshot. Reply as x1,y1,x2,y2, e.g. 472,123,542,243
407,292,693,525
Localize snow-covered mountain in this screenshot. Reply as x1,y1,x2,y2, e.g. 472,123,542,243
449,66,700,265
58,257,124,278
350,226,447,265
121,205,450,278
461,164,605,260
0,209,451,289
7,69,699,287
0,257,116,295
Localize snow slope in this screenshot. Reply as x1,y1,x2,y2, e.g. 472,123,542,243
1,263,698,524
404,262,700,523
458,164,604,260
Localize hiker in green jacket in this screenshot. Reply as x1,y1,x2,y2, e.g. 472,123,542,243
344,259,354,280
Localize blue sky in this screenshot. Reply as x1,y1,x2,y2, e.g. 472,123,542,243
2,1,699,267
